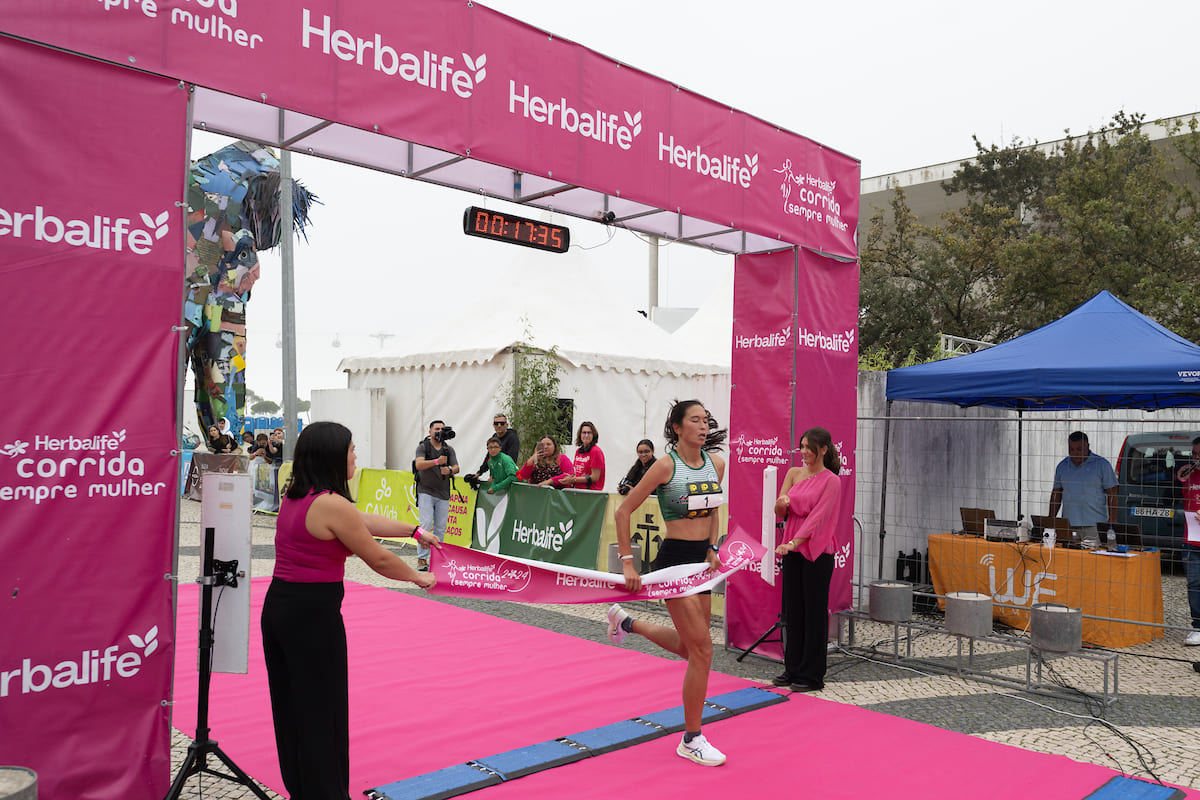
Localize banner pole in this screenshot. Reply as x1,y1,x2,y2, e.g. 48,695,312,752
761,465,777,586
280,147,298,459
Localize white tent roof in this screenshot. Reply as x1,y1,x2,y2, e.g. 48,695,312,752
338,248,726,377
671,266,733,369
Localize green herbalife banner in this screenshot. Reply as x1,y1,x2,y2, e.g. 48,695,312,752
473,483,607,568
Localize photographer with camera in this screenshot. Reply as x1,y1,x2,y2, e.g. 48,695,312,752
465,413,520,491
413,420,459,571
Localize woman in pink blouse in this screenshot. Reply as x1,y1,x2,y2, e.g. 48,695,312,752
772,426,842,692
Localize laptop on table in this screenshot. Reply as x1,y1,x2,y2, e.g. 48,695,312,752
1104,522,1144,550
959,507,995,536
1030,515,1081,547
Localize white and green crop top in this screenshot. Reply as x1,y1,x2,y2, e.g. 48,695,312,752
656,450,724,521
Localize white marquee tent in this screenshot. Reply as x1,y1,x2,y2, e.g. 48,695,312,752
671,266,734,371
338,250,731,475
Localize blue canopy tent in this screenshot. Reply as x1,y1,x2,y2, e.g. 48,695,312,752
874,291,1200,576
887,291,1200,411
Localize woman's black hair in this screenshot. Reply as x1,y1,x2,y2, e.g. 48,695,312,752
663,399,727,452
623,439,657,485
800,426,840,473
575,421,599,447
284,421,353,501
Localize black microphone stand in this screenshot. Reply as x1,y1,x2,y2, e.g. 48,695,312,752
165,527,272,800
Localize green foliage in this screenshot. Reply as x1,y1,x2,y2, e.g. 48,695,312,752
861,111,1200,354
249,398,308,415
857,344,926,371
499,339,570,464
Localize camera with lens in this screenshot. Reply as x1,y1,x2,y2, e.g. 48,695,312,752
433,425,456,442
617,476,633,496
464,473,482,491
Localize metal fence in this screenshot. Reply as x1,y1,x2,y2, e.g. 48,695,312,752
850,371,1200,645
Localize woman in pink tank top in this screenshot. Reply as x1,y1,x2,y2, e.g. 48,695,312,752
261,421,440,800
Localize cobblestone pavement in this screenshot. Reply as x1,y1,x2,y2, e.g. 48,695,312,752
169,500,1200,797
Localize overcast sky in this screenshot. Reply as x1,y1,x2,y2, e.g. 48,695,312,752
192,0,1200,411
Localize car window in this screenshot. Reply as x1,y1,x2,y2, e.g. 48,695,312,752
1126,445,1188,485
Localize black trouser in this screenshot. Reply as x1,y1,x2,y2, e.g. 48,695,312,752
780,551,834,685
261,579,351,800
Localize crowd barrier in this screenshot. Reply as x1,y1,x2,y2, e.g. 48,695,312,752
353,468,728,574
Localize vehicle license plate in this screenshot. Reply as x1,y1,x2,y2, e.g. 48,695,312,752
1131,507,1174,518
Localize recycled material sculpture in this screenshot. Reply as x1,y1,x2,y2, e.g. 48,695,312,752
184,141,316,446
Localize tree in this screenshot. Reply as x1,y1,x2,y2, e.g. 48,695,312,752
498,341,570,464
862,112,1200,355
251,399,280,414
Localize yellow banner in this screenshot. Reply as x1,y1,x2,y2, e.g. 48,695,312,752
597,496,728,568
354,467,476,548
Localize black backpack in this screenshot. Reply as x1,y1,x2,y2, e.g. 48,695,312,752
412,437,435,480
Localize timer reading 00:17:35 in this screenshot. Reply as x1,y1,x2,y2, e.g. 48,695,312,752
462,206,571,254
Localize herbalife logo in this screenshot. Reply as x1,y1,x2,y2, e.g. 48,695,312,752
302,10,487,98
659,133,758,188
510,81,642,150
0,206,170,255
833,540,852,570
1,627,160,698
510,518,573,552
6,429,127,459
797,326,855,354
735,326,791,349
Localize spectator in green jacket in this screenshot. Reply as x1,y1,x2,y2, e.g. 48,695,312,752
484,436,518,494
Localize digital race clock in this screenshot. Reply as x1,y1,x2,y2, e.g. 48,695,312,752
462,206,570,254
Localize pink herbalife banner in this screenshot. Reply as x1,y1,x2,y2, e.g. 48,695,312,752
794,248,859,615
0,1,860,258
0,39,185,800
725,248,859,660
428,530,766,603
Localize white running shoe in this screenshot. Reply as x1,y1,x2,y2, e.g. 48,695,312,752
607,604,630,646
676,733,726,766
1185,630,1200,646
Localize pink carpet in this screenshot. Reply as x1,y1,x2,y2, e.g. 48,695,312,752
173,578,1195,799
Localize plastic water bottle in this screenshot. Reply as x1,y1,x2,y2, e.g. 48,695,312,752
1106,527,1117,550
1018,518,1032,543
1043,527,1055,549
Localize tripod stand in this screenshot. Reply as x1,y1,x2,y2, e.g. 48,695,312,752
736,612,785,662
165,527,272,800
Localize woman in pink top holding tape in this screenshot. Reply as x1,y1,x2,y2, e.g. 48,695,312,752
772,426,842,693
261,421,440,800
